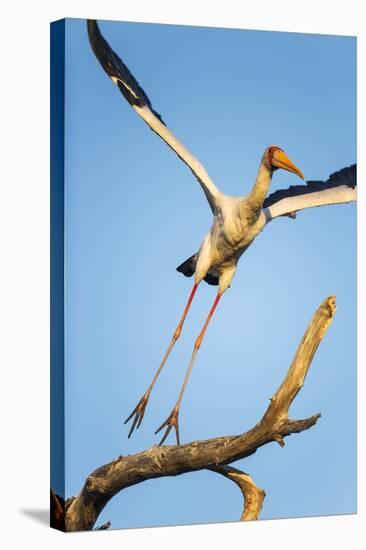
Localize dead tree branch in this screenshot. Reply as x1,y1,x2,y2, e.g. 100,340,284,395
59,296,336,531
209,465,265,520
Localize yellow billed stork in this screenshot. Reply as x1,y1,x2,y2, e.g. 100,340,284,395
87,20,356,445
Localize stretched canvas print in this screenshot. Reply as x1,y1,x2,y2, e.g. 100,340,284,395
50,17,356,532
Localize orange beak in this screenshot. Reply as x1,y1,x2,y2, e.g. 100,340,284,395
272,150,304,180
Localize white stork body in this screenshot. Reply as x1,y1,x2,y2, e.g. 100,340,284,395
191,190,266,293
137,103,269,293
87,20,357,445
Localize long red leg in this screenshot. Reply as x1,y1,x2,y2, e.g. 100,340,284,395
155,291,222,445
124,283,199,437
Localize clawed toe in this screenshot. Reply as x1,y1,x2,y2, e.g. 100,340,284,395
124,393,150,438
155,408,180,445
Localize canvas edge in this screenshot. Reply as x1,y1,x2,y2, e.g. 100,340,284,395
50,18,66,533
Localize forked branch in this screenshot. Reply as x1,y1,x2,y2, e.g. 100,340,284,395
209,465,265,520
59,296,336,531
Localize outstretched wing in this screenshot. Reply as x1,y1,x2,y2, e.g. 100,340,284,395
87,19,222,213
263,164,356,222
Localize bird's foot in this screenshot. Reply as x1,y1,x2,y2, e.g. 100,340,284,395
124,391,150,438
155,407,180,446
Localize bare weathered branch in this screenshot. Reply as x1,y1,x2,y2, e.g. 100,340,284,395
61,296,336,532
95,520,111,530
50,489,65,530
262,295,336,429
209,465,265,520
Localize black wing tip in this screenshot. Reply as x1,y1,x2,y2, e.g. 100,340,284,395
87,18,97,29
264,163,357,208
87,19,102,48
86,18,166,125
314,163,356,189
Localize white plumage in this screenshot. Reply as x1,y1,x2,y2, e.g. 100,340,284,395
87,20,356,445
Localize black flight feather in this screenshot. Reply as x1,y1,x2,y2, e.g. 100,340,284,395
87,20,165,124
263,164,356,208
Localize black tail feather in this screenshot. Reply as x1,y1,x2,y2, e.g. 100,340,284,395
176,254,197,278
176,254,219,286
203,273,219,286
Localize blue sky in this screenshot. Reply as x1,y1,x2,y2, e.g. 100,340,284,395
61,18,356,529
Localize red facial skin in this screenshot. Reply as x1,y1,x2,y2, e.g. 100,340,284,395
267,145,284,167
